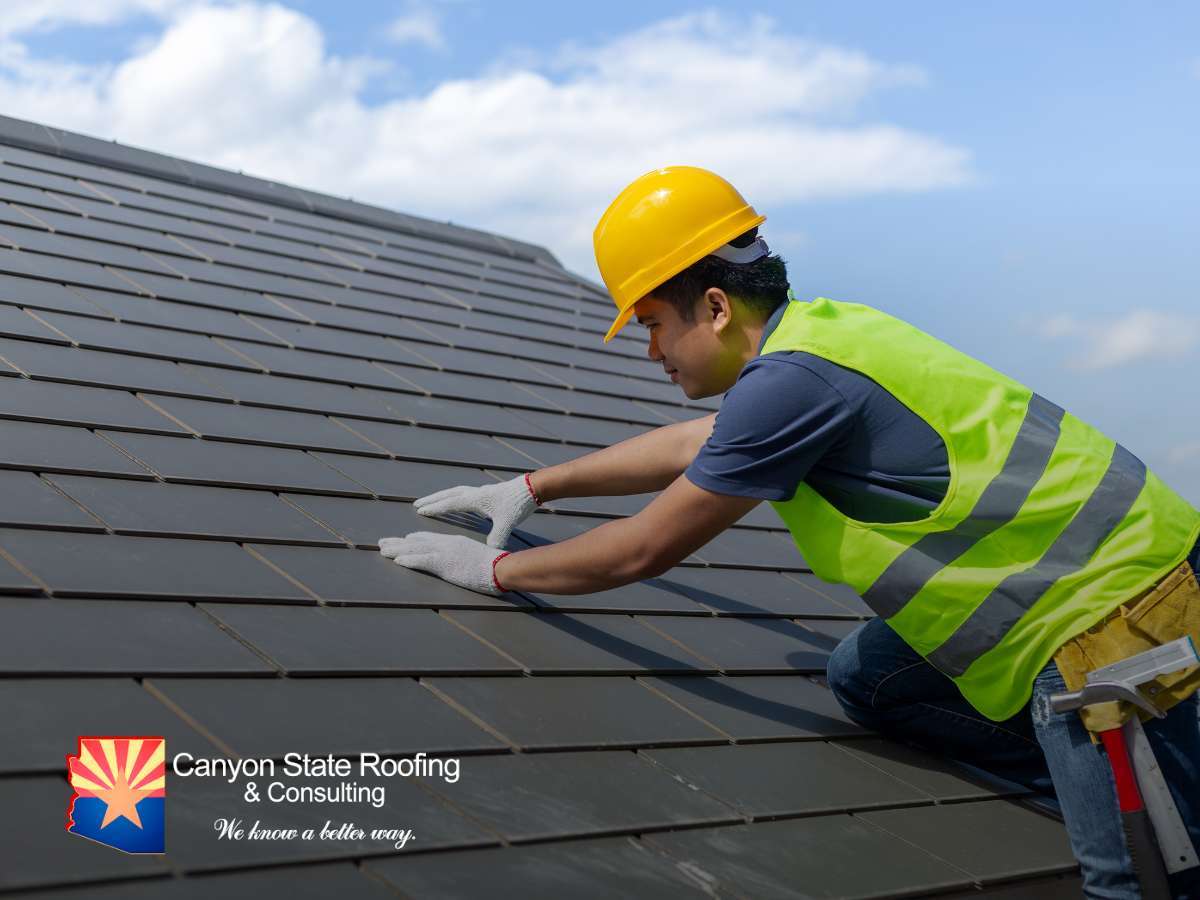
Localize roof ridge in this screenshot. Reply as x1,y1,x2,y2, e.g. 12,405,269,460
0,113,562,270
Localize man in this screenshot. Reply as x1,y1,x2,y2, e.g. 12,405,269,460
380,166,1200,898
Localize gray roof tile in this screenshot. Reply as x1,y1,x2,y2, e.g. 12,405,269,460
0,678,221,773
181,364,410,417
109,266,291,318
321,420,534,470
831,737,1031,802
0,221,158,271
507,406,650,446
0,303,71,342
689,524,808,571
20,204,208,258
0,595,273,676
422,675,727,750
0,545,43,593
0,377,187,433
782,570,875,616
144,393,387,455
364,836,716,900
442,609,717,675
358,388,551,438
239,314,422,362
375,361,564,411
79,288,283,343
640,814,973,899
392,337,561,383
0,245,139,293
43,474,344,544
634,615,841,674
857,800,1079,884
493,434,592,467
200,603,523,674
0,470,104,531
215,334,431,384
0,272,108,316
658,566,860,618
146,677,505,758
640,741,929,819
421,750,740,842
97,430,369,494
540,491,661,517
638,674,870,741
521,578,711,615
0,528,312,601
0,419,154,479
303,455,504,499
34,309,260,369
0,336,234,399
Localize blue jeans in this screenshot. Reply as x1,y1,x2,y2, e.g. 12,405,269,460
826,618,1200,899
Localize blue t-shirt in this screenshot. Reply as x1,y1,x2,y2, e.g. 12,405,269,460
685,300,951,523
685,300,1200,570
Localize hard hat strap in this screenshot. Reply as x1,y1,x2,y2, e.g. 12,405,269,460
710,236,770,264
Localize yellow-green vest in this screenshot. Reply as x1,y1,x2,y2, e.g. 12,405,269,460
761,297,1200,721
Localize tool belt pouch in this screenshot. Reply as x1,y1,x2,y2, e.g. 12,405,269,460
1053,561,1200,744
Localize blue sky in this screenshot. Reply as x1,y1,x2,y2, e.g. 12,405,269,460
2,1,1197,501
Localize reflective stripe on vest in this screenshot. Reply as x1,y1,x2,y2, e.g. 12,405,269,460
926,443,1147,676
760,298,1200,720
863,393,1065,619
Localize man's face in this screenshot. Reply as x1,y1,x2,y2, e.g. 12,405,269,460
633,292,741,399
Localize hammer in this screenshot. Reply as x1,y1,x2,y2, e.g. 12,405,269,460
1050,636,1200,900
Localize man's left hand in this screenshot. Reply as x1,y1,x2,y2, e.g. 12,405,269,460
379,532,508,596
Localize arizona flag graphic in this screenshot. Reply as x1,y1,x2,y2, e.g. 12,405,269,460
66,737,166,853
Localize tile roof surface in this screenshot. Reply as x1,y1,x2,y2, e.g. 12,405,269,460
0,114,1083,898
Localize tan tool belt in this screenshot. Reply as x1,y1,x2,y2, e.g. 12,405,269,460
1052,560,1200,742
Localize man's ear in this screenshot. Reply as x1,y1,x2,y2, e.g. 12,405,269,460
704,287,734,334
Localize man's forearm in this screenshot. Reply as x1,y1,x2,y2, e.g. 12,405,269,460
495,516,648,593
527,412,715,502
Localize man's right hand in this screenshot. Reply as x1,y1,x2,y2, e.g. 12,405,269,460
413,473,541,548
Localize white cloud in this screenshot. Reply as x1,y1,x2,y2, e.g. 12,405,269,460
0,3,973,275
0,0,183,39
386,4,444,51
1034,309,1200,370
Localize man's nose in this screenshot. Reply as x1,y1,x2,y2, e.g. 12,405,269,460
646,332,662,361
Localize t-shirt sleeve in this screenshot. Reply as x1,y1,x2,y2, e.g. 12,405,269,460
684,355,855,501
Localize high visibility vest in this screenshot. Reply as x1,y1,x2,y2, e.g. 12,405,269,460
760,298,1200,721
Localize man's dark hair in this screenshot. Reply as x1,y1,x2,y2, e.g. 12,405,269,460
650,227,790,323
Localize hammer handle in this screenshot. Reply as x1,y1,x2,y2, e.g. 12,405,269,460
1100,728,1173,900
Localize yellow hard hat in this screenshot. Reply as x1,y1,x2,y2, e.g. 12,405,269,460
593,166,766,343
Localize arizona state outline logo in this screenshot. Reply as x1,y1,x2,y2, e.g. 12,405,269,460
66,736,166,854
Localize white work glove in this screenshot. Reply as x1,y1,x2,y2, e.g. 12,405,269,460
379,532,511,596
413,473,541,548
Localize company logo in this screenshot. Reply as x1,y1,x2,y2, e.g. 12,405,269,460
66,737,165,854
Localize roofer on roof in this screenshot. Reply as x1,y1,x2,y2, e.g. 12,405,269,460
381,165,1200,898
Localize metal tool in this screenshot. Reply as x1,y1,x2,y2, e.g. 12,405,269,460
1050,635,1200,899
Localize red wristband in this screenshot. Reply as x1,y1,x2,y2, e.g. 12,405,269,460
524,472,543,505
491,551,512,593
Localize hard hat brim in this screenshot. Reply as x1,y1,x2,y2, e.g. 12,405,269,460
603,303,636,343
